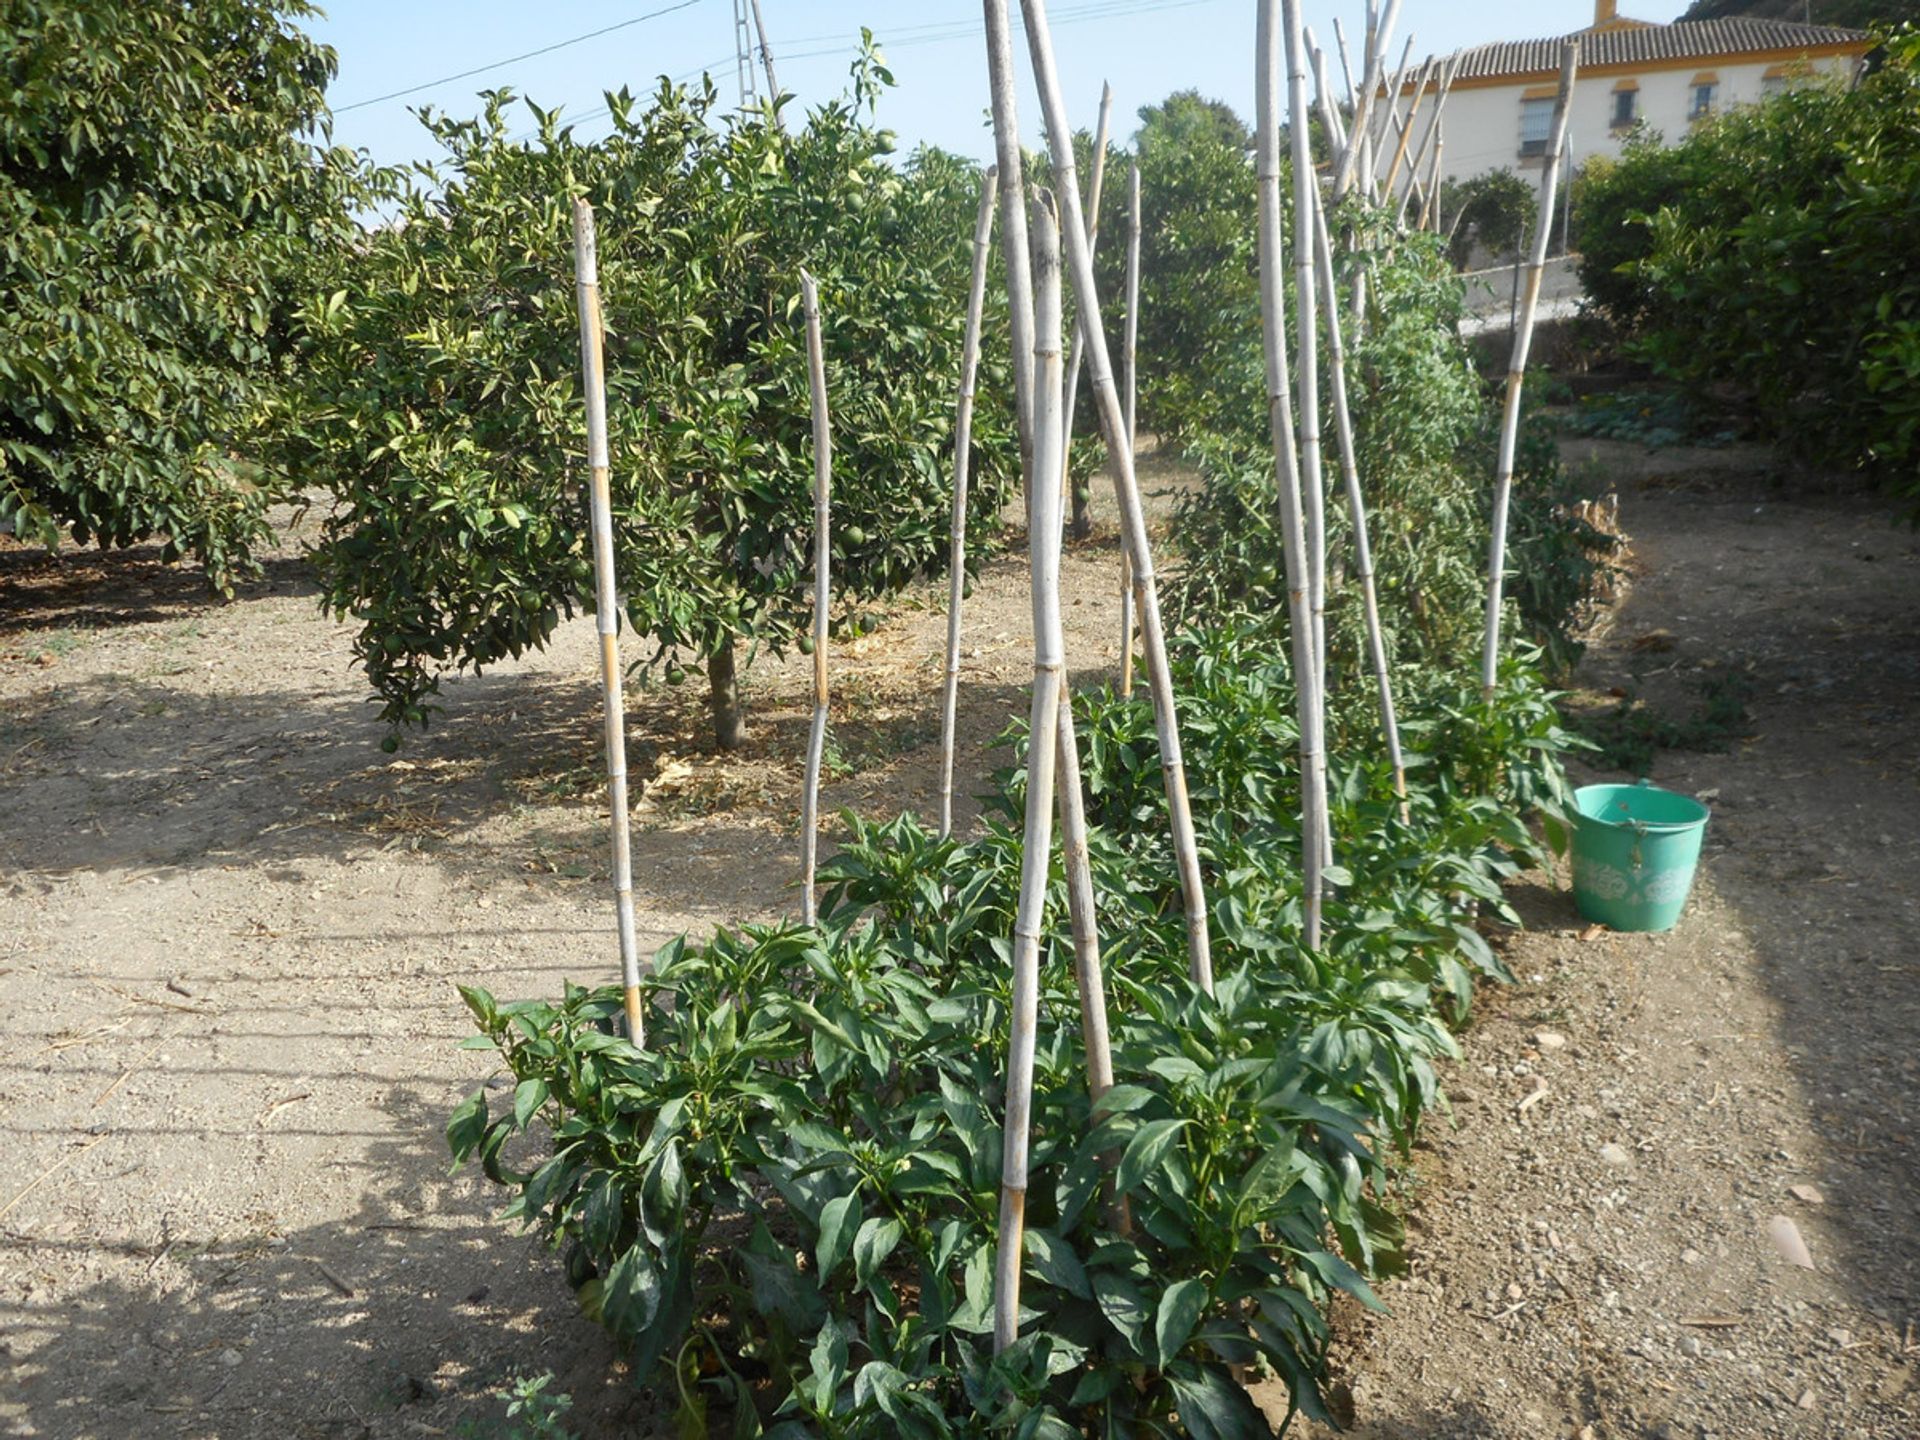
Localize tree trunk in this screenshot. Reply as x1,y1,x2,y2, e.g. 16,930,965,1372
708,642,745,751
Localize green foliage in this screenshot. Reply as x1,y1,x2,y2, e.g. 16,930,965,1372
0,0,362,590
1126,91,1261,442
1440,170,1536,268
456,1373,579,1440
1168,215,1614,682
1574,668,1755,775
297,55,1013,739
1571,32,1920,490
454,629,1575,1435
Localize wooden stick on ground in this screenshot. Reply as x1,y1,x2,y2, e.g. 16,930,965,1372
799,269,831,924
1482,41,1579,700
1119,160,1141,700
939,167,999,840
1309,179,1409,822
994,191,1068,1356
1013,0,1213,993
1062,82,1114,543
570,199,643,1044
1257,0,1325,949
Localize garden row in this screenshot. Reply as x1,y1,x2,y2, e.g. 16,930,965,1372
450,6,1614,1436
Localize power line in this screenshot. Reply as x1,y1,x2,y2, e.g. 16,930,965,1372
332,0,712,115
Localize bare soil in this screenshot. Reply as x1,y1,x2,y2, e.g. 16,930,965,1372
3,436,1916,1439
1295,438,1920,1439
0,454,1185,1439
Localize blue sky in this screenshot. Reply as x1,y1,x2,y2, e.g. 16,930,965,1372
307,1,1691,170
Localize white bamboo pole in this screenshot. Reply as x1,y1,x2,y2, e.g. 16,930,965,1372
1062,82,1114,542
977,10,1115,1147
1285,0,1332,875
994,193,1067,1357
571,199,643,1046
1482,41,1579,700
1396,55,1457,227
1119,161,1140,700
1257,1,1324,950
1367,37,1417,203
1379,55,1435,201
1333,6,1381,198
939,168,999,841
1012,0,1212,992
1309,179,1408,822
799,269,831,925
983,1,1036,467
1332,16,1358,112
1308,32,1348,166
1420,118,1444,231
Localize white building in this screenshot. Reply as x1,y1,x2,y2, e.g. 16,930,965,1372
1430,2,1872,189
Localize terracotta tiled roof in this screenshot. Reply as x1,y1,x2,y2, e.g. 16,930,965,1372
1452,18,1869,82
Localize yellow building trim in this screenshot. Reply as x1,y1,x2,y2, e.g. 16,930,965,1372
1612,77,1641,91
1440,40,1867,93
1689,70,1720,86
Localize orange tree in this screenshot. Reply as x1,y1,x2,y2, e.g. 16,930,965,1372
0,0,361,590
294,53,1012,748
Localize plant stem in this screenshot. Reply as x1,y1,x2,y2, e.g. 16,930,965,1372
799,269,831,926
940,167,999,840
1482,41,1579,700
570,198,643,1045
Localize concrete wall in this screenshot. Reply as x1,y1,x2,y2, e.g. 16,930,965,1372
1428,51,1860,190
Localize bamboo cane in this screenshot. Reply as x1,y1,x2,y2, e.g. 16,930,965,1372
571,199,643,1046
1309,180,1408,823
1308,32,1348,166
939,168,999,841
1366,36,1417,203
1062,82,1114,543
1482,40,1579,700
1285,0,1332,875
1379,54,1435,201
994,192,1067,1357
982,2,1036,468
568,200,645,1052
799,269,831,925
1421,119,1443,231
1396,54,1457,227
1257,1,1324,950
1118,161,1140,700
1011,0,1212,992
1332,16,1358,112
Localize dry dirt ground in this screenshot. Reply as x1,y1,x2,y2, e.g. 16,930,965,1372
2,438,1916,1439
1296,438,1920,1440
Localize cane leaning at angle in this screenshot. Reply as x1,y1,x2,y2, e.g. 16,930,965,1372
570,198,643,1045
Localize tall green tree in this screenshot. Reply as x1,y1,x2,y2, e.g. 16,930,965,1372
297,56,1014,748
0,0,360,589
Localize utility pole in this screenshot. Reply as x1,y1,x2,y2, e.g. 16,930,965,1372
748,0,782,106
732,0,759,112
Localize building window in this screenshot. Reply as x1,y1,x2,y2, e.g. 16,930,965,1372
1688,82,1716,120
1610,86,1638,130
1519,96,1554,157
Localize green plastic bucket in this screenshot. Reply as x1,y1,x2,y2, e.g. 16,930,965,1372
1570,780,1710,933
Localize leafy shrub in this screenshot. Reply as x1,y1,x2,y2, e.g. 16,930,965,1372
1571,30,1920,492
295,55,1014,745
452,616,1577,1436
0,0,362,590
1440,170,1537,269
